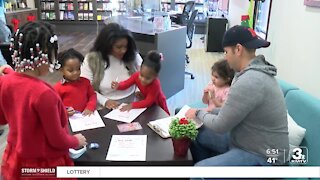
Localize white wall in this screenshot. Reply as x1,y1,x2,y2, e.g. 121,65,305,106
229,0,320,98
228,0,250,27
26,0,35,8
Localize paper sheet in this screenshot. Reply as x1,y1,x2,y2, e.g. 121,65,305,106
148,105,203,138
104,103,147,123
69,110,105,132
106,135,147,161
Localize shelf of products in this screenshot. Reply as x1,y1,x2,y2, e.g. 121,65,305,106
160,0,204,13
40,0,56,20
38,0,126,21
58,1,74,20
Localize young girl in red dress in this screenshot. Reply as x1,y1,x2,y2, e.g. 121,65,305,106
111,50,169,115
0,22,87,180
54,48,97,116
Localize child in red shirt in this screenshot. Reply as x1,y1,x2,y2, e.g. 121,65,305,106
111,51,169,115
54,48,97,116
0,22,87,180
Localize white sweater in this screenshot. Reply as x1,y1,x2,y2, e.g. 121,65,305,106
81,54,143,106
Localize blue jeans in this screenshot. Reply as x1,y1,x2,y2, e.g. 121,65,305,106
190,127,271,180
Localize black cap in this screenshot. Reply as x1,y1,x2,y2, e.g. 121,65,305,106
222,25,270,49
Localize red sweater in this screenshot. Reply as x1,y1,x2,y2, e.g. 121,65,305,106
54,77,97,112
0,72,79,159
118,72,169,114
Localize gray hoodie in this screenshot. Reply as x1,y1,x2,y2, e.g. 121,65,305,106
197,55,289,165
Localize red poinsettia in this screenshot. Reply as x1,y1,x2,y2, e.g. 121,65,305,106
169,117,198,141
179,117,189,125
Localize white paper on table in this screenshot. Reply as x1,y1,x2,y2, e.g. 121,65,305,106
106,135,147,161
104,103,147,123
148,105,191,138
148,105,203,138
69,110,105,132
175,105,191,118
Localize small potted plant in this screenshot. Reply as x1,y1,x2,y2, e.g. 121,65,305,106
169,117,198,156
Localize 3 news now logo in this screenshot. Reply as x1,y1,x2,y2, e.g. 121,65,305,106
290,147,308,164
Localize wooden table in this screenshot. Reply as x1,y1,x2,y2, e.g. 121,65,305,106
72,105,193,166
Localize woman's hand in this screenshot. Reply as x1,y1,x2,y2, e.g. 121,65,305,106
185,108,197,119
82,109,93,116
105,100,119,109
111,81,119,89
74,133,87,147
135,91,144,100
120,104,132,112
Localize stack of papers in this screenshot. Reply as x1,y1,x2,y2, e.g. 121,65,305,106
69,110,105,132
106,135,147,161
104,103,147,123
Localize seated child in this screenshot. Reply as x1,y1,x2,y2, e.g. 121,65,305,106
111,50,169,115
54,48,97,116
202,59,234,112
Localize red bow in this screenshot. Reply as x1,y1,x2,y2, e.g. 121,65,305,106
27,15,36,22
11,18,20,32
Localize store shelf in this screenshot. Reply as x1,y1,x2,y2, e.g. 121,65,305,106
97,9,112,12
39,0,126,21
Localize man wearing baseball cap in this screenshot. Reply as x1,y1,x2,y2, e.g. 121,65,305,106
186,25,289,168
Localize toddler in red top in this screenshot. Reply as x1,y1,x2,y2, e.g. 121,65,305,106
0,22,87,180
111,50,169,115
54,48,97,116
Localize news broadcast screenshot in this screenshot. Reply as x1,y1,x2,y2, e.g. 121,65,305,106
0,0,319,179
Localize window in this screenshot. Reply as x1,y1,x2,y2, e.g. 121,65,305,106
253,0,272,40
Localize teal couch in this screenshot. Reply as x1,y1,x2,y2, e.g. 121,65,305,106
278,80,320,166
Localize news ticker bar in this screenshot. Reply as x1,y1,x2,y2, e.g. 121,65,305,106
55,166,320,178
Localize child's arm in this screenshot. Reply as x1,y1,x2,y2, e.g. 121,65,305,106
0,65,14,75
0,101,6,125
202,85,214,104
120,91,158,112
37,90,79,150
131,91,159,109
116,72,139,90
0,81,5,124
202,89,210,104
131,82,160,109
84,78,97,111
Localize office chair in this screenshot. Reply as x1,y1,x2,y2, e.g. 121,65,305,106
185,10,198,80
171,1,195,25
